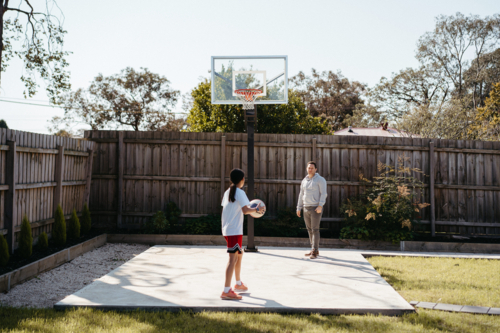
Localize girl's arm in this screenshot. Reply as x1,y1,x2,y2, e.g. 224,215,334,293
242,204,264,215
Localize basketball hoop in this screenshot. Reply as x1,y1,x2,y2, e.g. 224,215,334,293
235,89,262,110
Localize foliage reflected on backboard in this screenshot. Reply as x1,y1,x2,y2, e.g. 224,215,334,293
211,56,288,105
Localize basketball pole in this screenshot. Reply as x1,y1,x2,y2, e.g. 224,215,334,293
245,104,258,252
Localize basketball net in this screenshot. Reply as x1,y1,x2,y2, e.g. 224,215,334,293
235,89,262,110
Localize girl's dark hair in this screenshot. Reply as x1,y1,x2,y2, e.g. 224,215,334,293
229,168,245,202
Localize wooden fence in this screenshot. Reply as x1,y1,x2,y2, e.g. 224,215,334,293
85,130,500,236
0,129,95,253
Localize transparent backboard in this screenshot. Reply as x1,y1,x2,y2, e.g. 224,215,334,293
211,56,288,105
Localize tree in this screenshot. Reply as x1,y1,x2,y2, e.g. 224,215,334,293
342,103,387,128
290,69,366,131
1,0,71,103
470,82,500,141
51,67,180,132
416,13,500,98
463,48,500,107
186,79,330,134
370,66,449,120
0,119,7,128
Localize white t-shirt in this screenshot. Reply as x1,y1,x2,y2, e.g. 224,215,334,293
221,187,250,236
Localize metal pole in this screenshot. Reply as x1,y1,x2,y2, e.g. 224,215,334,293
245,105,258,252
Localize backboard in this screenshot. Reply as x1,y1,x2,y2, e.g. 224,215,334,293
211,56,288,105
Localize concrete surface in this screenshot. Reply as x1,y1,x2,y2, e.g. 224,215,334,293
55,246,415,315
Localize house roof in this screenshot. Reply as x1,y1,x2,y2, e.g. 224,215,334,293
334,127,414,137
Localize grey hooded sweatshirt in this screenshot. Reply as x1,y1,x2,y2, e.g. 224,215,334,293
296,173,328,210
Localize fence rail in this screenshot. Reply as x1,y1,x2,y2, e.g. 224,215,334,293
0,129,95,253
85,130,500,236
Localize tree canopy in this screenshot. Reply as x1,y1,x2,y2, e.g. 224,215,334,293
0,119,7,129
290,69,365,131
470,82,500,141
1,0,71,103
185,79,330,134
50,67,180,133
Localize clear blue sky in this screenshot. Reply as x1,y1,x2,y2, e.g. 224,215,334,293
0,0,498,134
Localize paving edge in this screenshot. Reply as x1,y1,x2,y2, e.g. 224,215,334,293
53,304,415,316
0,234,107,293
411,301,500,315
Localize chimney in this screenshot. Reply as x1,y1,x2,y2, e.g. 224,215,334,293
348,126,354,133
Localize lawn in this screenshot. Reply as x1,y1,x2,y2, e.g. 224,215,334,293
1,256,499,333
367,256,500,308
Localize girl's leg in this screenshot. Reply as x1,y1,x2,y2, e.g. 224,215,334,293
225,253,238,287
234,251,243,282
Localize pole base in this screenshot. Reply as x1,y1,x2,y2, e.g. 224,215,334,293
244,246,259,252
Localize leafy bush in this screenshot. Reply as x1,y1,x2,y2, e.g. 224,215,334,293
67,209,81,239
52,204,66,246
81,203,92,235
340,156,430,243
254,207,305,237
0,234,9,266
38,232,49,250
19,215,33,259
165,201,181,227
183,214,221,235
144,211,170,234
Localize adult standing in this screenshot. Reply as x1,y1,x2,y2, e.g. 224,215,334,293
296,161,327,259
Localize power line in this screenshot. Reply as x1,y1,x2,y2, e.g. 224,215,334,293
0,98,188,115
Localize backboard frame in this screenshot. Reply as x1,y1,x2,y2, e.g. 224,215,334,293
211,55,288,105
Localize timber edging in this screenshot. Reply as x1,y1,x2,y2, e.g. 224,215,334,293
0,234,107,293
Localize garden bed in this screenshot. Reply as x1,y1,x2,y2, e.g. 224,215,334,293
0,234,107,293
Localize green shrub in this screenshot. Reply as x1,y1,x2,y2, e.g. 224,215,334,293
254,207,305,237
165,201,182,227
144,211,170,234
19,215,33,259
67,209,81,239
81,203,92,235
183,214,221,235
0,234,9,266
52,204,66,246
38,232,48,250
340,156,430,243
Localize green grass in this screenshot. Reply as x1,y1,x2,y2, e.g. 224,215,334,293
367,256,500,307
0,307,499,333
1,256,500,332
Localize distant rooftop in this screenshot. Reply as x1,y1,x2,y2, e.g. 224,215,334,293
334,126,415,137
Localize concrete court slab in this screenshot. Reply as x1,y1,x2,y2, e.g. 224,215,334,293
55,246,415,315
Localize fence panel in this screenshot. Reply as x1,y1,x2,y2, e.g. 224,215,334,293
85,130,500,236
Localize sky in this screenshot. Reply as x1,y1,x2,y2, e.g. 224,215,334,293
0,0,498,134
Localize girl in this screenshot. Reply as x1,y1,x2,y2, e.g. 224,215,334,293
220,168,264,300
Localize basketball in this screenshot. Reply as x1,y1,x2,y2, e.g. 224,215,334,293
248,199,266,218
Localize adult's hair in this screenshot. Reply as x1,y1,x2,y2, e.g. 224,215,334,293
307,161,317,169
229,168,245,203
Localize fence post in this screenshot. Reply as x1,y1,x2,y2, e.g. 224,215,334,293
83,148,94,206
312,137,317,160
53,145,65,214
5,140,17,254
429,141,436,237
220,135,226,198
117,132,124,228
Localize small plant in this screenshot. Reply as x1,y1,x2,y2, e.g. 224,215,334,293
0,234,9,266
52,204,66,246
340,156,430,244
38,232,49,250
183,214,221,235
165,201,182,227
81,203,92,235
144,211,170,234
67,209,81,239
19,215,33,259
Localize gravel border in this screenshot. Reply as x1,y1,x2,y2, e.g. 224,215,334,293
0,243,149,308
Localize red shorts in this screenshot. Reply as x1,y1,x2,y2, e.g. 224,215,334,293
224,235,243,253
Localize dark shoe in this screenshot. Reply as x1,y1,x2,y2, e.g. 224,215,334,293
304,250,314,256
310,250,319,259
